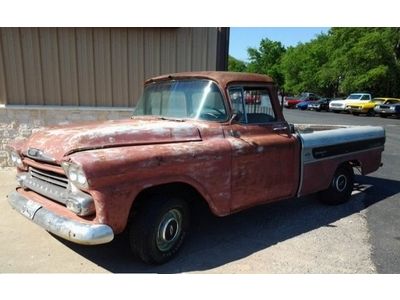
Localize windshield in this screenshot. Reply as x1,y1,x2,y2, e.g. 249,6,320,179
133,79,228,121
346,94,362,100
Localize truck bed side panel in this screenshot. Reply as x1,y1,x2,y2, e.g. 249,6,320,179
297,125,385,196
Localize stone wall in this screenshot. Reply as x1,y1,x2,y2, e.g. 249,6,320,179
0,105,133,167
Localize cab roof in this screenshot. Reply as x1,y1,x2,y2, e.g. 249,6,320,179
145,71,274,89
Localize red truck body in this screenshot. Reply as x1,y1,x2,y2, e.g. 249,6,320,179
7,72,385,264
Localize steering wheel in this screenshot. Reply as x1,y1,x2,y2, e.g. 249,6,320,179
201,106,225,118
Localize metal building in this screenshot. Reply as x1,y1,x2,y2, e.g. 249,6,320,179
0,27,229,107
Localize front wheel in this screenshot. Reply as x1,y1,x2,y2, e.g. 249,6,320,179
318,164,354,205
129,195,190,264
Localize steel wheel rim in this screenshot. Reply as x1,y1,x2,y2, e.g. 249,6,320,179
156,209,183,252
335,174,347,192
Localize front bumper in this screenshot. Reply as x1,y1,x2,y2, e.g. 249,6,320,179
349,107,367,113
376,109,397,115
8,191,114,245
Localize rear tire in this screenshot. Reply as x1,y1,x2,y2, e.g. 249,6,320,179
129,195,190,264
318,164,354,205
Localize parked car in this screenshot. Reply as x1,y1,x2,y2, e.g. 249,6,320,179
348,98,400,116
245,91,261,104
329,93,372,113
284,92,320,108
7,72,385,265
296,101,309,110
374,98,400,118
307,98,332,112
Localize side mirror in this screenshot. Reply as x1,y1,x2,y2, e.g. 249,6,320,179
289,123,295,134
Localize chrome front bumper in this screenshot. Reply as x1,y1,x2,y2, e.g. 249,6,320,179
8,191,114,245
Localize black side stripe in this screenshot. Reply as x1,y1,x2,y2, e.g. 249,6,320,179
312,137,385,159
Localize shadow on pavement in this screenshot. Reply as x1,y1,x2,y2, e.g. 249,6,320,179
55,175,400,273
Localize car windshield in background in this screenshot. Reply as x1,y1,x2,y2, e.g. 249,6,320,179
133,79,228,122
299,95,308,100
347,94,363,99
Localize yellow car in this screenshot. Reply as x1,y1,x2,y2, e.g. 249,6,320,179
347,98,400,116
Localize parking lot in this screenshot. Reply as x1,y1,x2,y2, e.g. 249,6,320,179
1,109,399,273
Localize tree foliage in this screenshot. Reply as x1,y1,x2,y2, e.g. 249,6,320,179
247,38,286,87
228,55,247,72
230,28,400,98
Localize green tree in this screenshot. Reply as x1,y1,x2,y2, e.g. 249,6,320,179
247,38,286,87
228,55,247,72
281,33,330,95
246,28,400,98
318,27,400,97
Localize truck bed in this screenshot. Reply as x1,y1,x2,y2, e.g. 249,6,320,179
294,124,385,196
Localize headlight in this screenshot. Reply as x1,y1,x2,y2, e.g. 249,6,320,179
61,162,89,189
10,150,24,168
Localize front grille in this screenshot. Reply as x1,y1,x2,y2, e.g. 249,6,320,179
331,103,342,107
22,167,70,205
30,167,68,188
379,105,390,109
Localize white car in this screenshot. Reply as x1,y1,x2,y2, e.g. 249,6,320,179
329,93,372,113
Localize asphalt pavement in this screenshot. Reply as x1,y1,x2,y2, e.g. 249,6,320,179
0,109,399,273
284,108,400,273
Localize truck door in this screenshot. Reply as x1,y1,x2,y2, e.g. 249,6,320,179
226,86,300,212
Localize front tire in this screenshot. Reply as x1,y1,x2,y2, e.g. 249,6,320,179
129,195,189,264
318,164,354,205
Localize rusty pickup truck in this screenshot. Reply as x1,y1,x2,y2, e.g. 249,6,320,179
7,72,385,264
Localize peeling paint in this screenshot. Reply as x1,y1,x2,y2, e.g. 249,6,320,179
8,72,386,242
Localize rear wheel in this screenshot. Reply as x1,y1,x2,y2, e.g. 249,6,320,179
318,164,354,205
129,195,190,264
367,109,375,116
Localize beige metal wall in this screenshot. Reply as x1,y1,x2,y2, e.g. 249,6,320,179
0,27,220,107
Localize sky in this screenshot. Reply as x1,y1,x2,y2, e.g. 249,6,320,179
229,27,330,62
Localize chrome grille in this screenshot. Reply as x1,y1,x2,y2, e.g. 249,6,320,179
30,167,68,188
21,167,70,205
331,103,342,107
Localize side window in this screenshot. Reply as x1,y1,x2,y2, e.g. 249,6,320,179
228,86,276,124
361,95,370,100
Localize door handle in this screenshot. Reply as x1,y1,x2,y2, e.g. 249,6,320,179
273,126,288,131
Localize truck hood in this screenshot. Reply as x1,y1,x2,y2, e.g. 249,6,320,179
20,118,202,162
